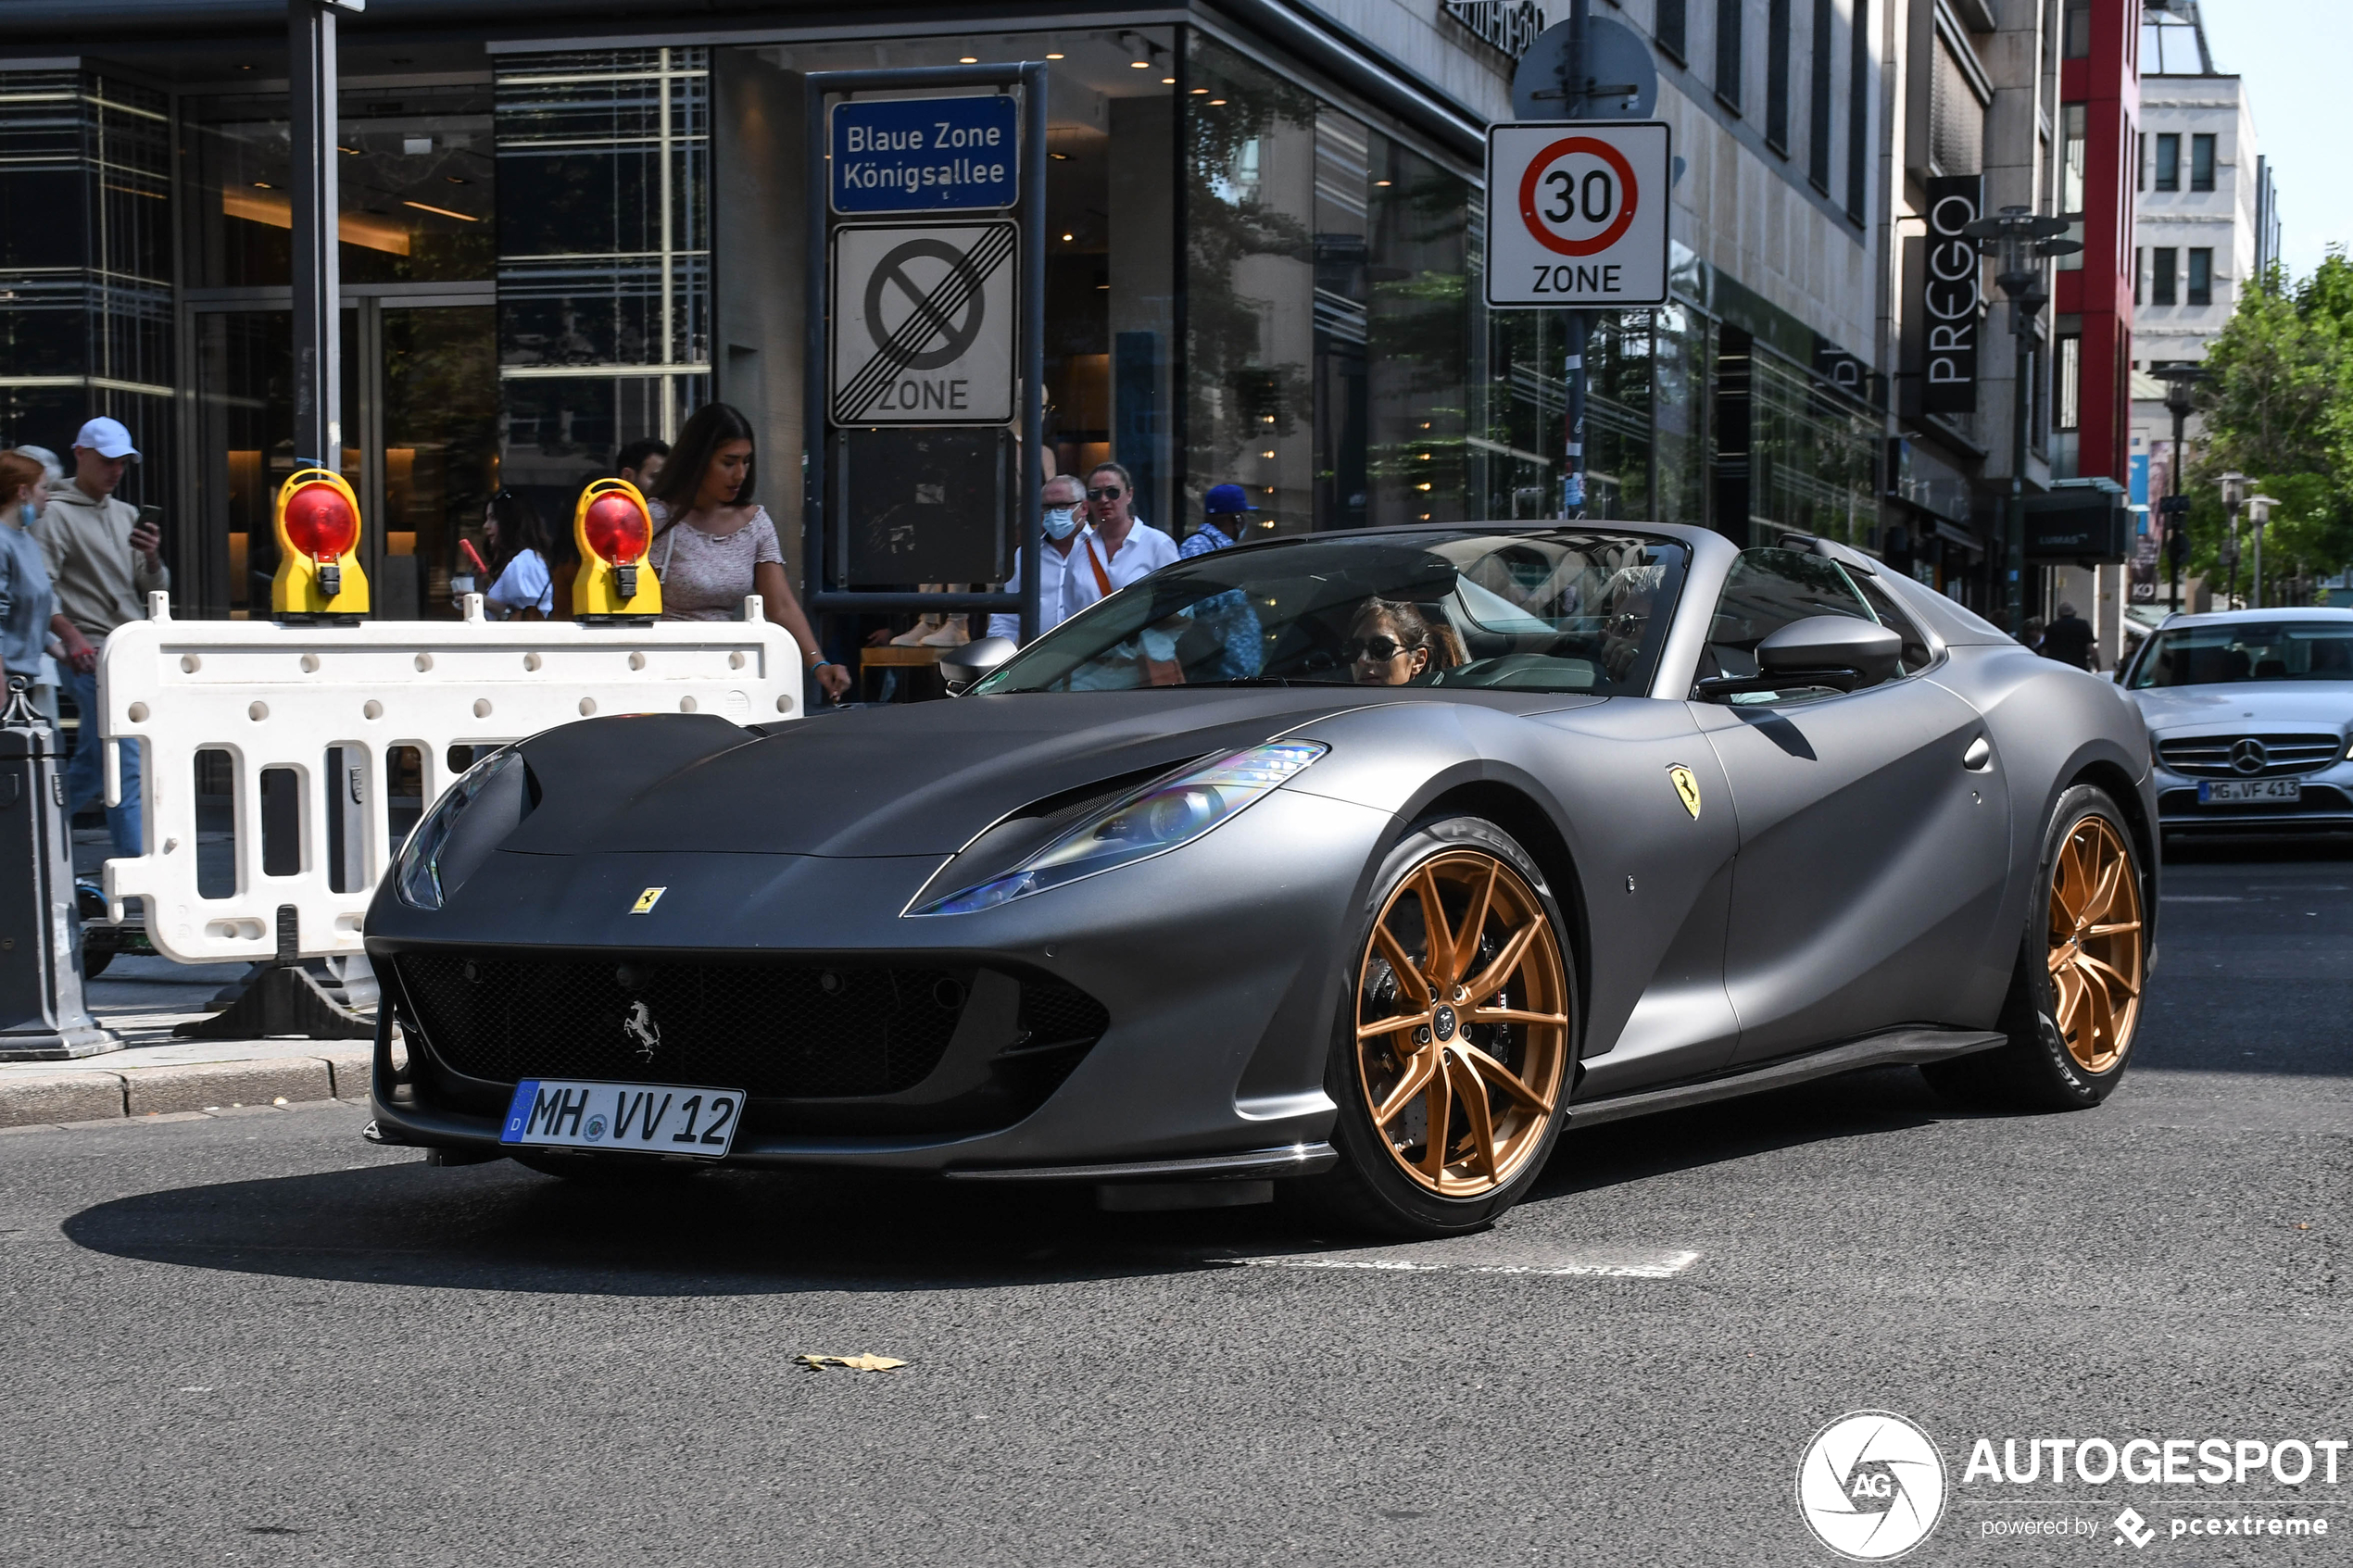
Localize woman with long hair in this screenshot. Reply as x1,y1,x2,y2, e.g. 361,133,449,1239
648,402,849,700
481,487,557,621
0,449,57,717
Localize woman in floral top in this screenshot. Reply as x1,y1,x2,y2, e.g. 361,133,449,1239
646,402,849,701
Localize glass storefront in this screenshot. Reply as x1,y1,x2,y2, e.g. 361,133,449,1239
0,19,1909,628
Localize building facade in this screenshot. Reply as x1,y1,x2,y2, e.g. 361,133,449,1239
0,0,2133,633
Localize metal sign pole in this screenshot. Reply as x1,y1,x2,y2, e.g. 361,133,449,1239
1018,61,1046,645
1561,0,1589,521
288,0,357,475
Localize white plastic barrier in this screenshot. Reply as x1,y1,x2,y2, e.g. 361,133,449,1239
97,592,802,965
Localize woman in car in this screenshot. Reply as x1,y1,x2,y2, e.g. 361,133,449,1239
1348,598,1437,685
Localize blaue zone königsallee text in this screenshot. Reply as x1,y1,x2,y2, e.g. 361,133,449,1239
831,95,1019,214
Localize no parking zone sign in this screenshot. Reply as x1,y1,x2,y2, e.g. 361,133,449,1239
1484,120,1670,308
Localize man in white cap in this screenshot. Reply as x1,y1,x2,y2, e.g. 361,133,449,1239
33,416,167,856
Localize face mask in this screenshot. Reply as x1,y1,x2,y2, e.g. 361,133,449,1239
1041,505,1080,540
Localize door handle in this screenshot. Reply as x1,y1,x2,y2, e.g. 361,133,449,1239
1963,735,1994,771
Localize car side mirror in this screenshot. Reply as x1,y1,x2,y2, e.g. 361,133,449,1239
941,635,1018,696
1696,616,1903,700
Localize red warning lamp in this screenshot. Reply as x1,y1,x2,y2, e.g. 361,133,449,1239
270,468,367,613
284,481,359,566
584,490,650,565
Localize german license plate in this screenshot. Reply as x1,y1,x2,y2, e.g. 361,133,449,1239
499,1079,744,1159
2197,778,2302,805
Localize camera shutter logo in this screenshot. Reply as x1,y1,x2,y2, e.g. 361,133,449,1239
1795,1411,1947,1561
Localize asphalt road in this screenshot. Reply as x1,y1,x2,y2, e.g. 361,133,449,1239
3,845,2347,1567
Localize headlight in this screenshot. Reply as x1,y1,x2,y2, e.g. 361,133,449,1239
395,747,526,910
912,741,1327,916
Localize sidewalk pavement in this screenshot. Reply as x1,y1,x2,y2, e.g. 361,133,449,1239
0,955,377,1131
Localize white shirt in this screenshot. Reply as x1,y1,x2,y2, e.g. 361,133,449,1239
485,548,553,618
987,521,1179,643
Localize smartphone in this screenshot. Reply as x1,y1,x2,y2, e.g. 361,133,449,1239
134,504,163,535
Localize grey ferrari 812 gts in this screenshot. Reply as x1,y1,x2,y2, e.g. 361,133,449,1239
365,523,2158,1236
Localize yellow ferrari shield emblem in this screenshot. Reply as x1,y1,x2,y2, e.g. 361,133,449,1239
631,886,667,915
1668,765,1702,820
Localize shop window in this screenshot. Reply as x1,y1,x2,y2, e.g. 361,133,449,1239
2152,247,2177,305
2187,248,2213,306
2154,132,2179,192
1747,349,1879,547
1806,0,1833,191
2190,132,2216,192
0,68,172,504
494,47,710,528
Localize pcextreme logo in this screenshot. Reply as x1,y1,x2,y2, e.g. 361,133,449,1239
1797,1411,1949,1561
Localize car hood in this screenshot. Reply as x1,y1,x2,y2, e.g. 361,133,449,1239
2131,683,2353,734
499,689,1396,858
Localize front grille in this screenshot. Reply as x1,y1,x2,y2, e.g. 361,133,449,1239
2158,733,2344,779
396,952,995,1098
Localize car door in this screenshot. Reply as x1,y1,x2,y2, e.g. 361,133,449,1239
1693,548,2009,1064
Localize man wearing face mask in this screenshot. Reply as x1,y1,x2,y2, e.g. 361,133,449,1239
988,474,1096,644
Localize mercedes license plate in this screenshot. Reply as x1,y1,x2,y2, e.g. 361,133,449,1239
499,1079,745,1159
2197,778,2301,806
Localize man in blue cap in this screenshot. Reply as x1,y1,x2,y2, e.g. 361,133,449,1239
1177,483,1262,681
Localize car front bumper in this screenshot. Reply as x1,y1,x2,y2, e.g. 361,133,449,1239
364,788,1389,1179
2151,758,2353,836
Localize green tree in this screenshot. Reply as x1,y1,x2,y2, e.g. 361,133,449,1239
2189,250,2353,603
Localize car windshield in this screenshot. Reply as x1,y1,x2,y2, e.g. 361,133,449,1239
2128,621,2353,688
972,529,1691,696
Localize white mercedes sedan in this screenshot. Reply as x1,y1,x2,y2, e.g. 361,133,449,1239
2120,608,2353,840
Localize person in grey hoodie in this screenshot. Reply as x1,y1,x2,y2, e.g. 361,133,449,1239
32,416,167,857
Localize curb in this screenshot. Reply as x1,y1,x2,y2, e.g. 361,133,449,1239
0,1047,372,1129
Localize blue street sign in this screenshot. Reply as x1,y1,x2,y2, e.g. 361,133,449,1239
831,95,1018,214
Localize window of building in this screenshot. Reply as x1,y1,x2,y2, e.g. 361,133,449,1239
2134,246,2143,304
1928,38,1985,176
2187,247,2213,306
2154,132,2179,192
1656,0,1688,63
2135,131,2145,193
1717,0,1744,112
1765,0,1793,153
2056,333,2082,432
2190,132,2216,192
2152,247,2177,306
1846,0,1870,220
2063,0,2092,58
2058,102,2086,272
1806,0,1833,189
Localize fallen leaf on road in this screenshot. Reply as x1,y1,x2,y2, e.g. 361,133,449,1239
795,1353,907,1372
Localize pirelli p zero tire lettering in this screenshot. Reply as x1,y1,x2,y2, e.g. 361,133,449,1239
1924,784,2147,1112
1292,814,1577,1238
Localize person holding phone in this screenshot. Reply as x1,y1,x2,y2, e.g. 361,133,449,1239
32,416,167,856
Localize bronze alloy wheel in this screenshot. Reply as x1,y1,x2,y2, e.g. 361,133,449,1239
1354,849,1570,1197
2046,813,2145,1074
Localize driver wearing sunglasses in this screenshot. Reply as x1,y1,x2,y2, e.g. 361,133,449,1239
1346,597,1434,685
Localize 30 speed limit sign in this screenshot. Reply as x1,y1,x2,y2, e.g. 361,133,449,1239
1484,120,1670,307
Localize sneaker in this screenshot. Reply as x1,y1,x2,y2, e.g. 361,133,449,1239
889,615,940,647
920,618,970,647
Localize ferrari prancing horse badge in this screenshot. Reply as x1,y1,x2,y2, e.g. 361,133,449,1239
1668,766,1701,820
631,886,667,914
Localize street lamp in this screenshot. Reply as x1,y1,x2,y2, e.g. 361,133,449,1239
2246,493,2277,608
2154,364,2204,612
2220,470,2246,608
1963,205,2078,635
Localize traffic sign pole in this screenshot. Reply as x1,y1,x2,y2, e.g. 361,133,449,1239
1564,0,1589,520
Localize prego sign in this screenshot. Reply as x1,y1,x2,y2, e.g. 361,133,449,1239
1921,175,1982,415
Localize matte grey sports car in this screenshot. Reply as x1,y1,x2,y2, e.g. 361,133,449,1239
365,523,2158,1236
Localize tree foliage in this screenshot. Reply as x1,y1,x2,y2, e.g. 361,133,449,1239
2190,251,2353,600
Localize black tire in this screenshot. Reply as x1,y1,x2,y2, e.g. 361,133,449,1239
1923,784,2146,1112
1286,815,1577,1238
81,940,114,981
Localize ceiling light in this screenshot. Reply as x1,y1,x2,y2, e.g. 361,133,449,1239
1209,98,1227,106
1046,52,1064,59
1131,59,1151,69
1162,77,1176,84
336,145,360,156
1260,450,1275,458
1050,151,1071,160
1190,88,1209,95
403,199,479,222
1374,179,1392,187
960,56,978,64
251,180,274,189
1063,232,1074,241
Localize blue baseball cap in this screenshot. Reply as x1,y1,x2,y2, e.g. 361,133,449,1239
1203,483,1257,516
